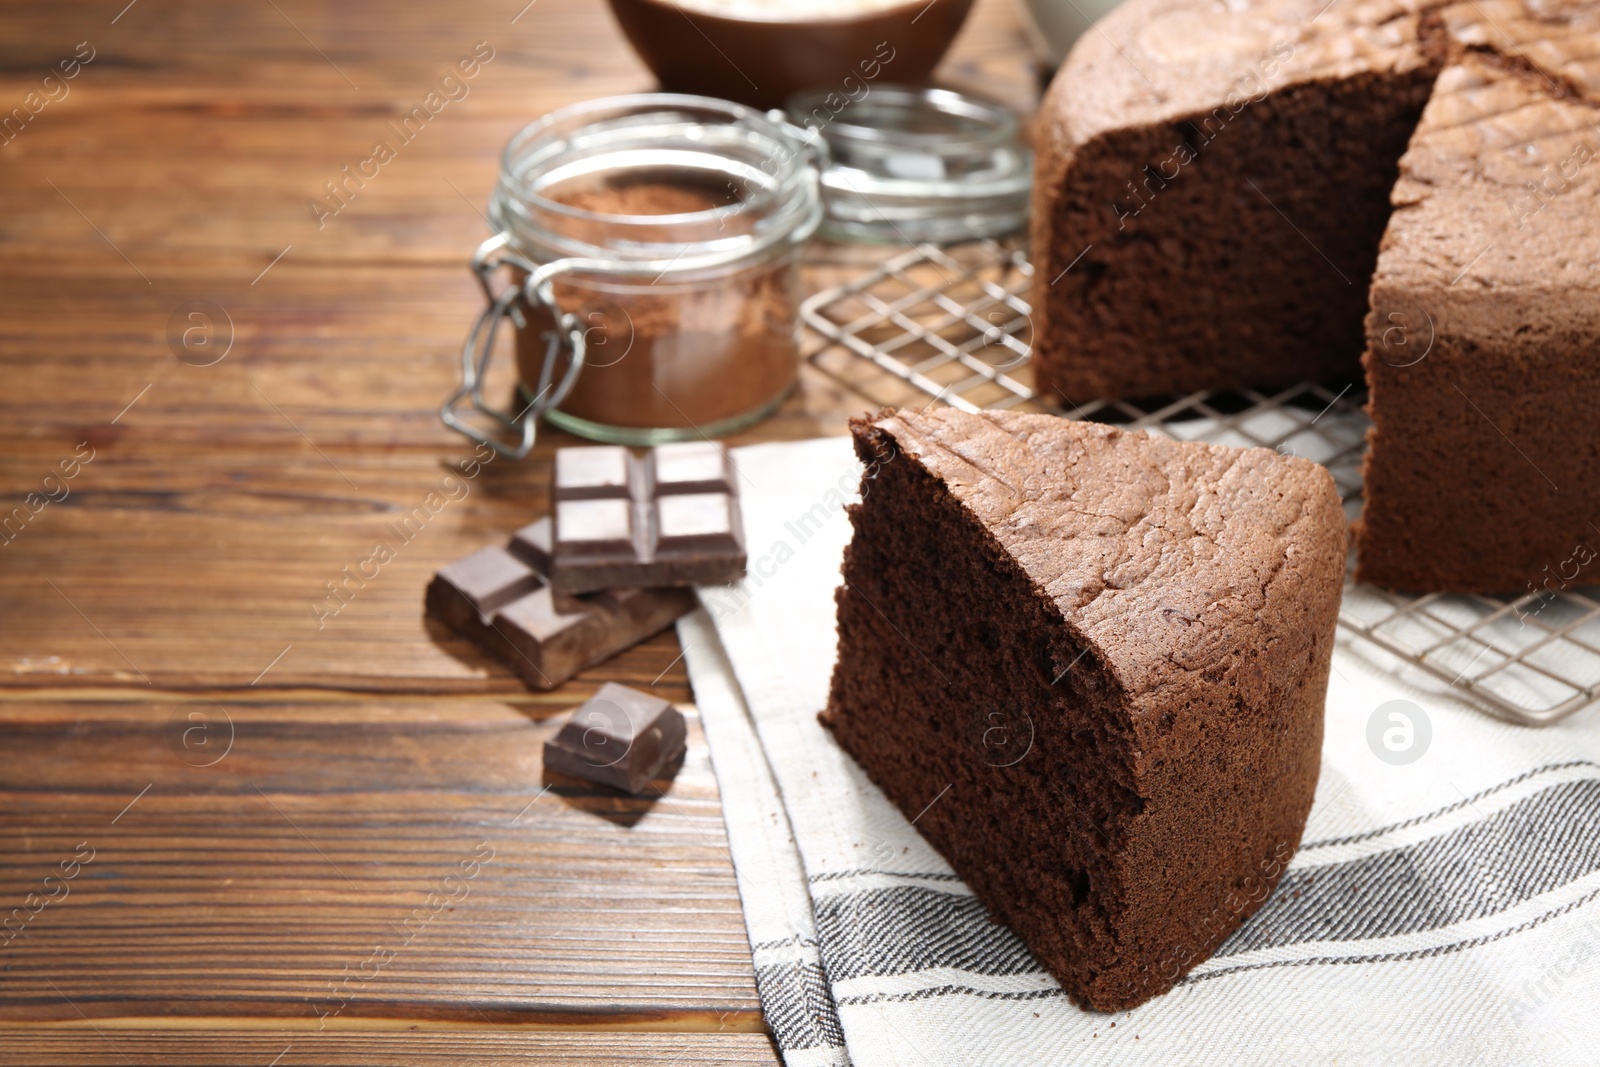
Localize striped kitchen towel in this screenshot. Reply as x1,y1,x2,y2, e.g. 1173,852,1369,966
682,434,1600,1067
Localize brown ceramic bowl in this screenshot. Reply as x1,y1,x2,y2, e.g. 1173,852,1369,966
606,0,977,109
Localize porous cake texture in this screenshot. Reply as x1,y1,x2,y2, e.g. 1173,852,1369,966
822,408,1347,1010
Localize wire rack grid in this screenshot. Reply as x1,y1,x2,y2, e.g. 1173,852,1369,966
799,240,1600,727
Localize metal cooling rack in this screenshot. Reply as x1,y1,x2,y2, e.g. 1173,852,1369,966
800,240,1600,727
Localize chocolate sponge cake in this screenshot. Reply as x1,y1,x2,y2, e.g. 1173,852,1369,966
1032,0,1600,594
1358,48,1600,592
822,408,1346,1011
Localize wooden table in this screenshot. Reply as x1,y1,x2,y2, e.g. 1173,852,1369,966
0,0,1040,1061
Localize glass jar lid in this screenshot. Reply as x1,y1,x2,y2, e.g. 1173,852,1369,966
785,84,1032,244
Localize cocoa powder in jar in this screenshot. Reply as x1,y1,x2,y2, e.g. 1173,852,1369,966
515,176,800,433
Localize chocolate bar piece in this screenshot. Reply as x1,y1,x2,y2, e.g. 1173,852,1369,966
550,441,746,594
543,682,687,795
426,518,695,690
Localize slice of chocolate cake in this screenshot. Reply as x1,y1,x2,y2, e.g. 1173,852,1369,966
822,408,1346,1011
1357,51,1600,592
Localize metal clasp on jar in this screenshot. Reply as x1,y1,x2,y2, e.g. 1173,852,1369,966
439,232,589,459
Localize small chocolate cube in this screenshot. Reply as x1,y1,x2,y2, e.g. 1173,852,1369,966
543,682,687,795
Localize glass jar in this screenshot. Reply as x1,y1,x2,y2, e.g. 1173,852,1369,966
786,84,1030,244
442,94,823,454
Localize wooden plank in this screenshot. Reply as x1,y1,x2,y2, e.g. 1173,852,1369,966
0,0,1034,116
0,267,858,452
1,439,865,697
0,0,1036,270
0,1031,780,1066
0,0,1041,1042
0,0,1036,452
0,0,1033,276
0,0,651,115
0,701,760,1025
